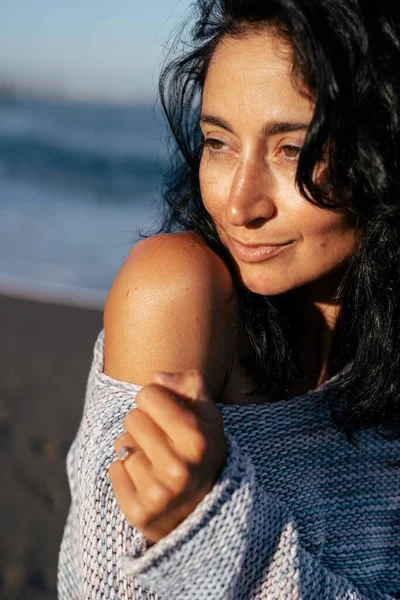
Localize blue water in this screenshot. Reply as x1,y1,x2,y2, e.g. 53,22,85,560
0,98,169,308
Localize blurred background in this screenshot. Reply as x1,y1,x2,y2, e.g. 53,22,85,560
0,1,191,598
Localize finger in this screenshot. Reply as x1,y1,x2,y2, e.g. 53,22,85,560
123,409,183,482
153,370,208,402
114,431,141,462
153,370,221,424
134,385,201,446
123,449,171,512
108,460,138,523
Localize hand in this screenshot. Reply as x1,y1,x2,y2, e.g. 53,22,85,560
108,369,227,543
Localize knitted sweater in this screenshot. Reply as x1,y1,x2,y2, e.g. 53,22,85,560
58,330,400,599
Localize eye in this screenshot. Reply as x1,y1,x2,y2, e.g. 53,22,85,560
280,145,301,159
201,138,226,152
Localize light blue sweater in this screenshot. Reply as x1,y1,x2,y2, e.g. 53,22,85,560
58,330,400,599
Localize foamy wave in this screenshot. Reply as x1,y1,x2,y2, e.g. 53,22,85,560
0,176,161,306
0,272,106,310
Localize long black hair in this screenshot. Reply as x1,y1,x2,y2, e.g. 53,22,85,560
156,0,400,457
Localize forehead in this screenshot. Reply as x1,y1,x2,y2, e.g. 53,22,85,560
202,31,314,124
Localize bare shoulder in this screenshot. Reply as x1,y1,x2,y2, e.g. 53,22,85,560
104,232,236,396
111,231,232,295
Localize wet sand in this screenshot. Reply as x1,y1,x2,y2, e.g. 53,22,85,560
0,293,102,600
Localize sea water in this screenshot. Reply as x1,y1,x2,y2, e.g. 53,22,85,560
0,98,169,308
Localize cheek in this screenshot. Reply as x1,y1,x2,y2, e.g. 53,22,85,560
305,212,357,261
199,160,227,220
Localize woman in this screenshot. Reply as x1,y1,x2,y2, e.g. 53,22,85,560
58,0,400,598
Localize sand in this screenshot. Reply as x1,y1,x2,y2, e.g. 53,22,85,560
0,293,103,600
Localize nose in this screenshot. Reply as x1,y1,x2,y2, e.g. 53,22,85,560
226,158,276,227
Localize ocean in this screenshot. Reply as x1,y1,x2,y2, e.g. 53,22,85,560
0,98,169,309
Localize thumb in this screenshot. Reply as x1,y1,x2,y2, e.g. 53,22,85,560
153,370,220,423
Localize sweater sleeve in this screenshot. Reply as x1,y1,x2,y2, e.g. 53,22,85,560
59,347,158,600
121,432,395,600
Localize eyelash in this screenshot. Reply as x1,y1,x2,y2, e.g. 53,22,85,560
200,139,226,153
200,138,302,162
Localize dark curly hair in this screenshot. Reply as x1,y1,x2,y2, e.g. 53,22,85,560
155,0,400,461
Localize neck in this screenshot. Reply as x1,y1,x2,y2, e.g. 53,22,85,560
286,268,346,386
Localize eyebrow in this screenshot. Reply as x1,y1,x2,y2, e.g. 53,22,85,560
199,114,309,136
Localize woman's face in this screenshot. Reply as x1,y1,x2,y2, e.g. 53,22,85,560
199,30,356,296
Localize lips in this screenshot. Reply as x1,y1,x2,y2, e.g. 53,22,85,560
227,237,293,263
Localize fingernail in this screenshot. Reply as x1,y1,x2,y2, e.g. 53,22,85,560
155,371,177,381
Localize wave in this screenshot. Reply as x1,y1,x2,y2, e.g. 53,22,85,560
0,99,169,202
0,175,161,304
0,134,166,200
0,99,165,303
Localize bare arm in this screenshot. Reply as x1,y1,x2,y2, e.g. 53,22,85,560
103,232,236,398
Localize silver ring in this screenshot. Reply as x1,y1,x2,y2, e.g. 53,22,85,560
117,446,134,462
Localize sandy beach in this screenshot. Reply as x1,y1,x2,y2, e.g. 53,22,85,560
0,293,103,600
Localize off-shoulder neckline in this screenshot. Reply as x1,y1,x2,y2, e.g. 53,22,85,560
94,329,347,409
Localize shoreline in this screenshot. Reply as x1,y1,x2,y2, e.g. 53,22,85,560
0,274,107,311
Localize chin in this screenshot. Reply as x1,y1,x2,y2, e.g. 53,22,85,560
238,273,294,296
